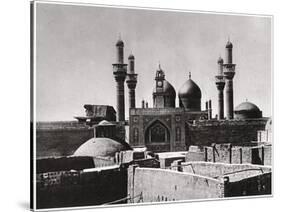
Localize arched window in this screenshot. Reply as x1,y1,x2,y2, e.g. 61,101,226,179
133,128,139,143
145,120,170,144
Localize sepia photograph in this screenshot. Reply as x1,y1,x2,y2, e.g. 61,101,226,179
31,0,272,210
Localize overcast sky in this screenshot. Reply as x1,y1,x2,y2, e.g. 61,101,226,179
35,2,272,121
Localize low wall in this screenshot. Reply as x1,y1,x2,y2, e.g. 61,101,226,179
37,166,127,209
128,167,224,203
225,172,272,196
194,144,272,166
181,162,271,182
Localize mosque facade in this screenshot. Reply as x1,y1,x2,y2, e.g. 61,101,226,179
110,38,268,152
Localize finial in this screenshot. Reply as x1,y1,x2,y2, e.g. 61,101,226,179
228,35,230,42
189,72,191,79
158,61,161,70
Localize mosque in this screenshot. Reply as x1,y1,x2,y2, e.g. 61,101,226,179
108,38,266,152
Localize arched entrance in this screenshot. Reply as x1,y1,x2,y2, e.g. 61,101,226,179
145,120,170,144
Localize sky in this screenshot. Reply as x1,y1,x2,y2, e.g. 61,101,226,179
35,2,272,121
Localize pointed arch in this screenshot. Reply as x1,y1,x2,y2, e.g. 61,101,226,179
145,120,170,144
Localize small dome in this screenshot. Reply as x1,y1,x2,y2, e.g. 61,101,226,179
116,39,124,47
234,101,262,119
98,120,115,126
217,56,224,64
74,138,131,158
153,80,176,97
226,41,233,48
235,102,260,112
128,54,135,59
178,79,202,99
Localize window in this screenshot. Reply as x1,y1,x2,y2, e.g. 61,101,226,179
176,127,181,141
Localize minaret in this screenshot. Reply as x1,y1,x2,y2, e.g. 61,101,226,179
223,40,236,119
113,38,127,122
215,56,225,120
126,54,138,109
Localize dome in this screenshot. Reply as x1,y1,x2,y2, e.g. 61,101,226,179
153,80,176,97
226,41,233,48
128,54,135,60
178,78,202,110
116,39,124,47
74,137,131,158
178,79,202,99
235,102,260,112
234,101,262,119
98,120,115,126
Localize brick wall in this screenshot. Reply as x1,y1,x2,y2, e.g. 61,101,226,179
37,166,128,209
189,118,268,146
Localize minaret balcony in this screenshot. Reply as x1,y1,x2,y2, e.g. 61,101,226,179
126,73,138,83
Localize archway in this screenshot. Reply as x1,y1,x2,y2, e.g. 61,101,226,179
145,120,170,144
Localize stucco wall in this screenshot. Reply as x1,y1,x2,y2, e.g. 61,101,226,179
128,167,224,203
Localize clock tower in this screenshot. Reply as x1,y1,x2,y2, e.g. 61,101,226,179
153,64,176,108
155,64,165,92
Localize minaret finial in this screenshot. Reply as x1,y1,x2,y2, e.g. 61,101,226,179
158,61,161,70
189,72,191,79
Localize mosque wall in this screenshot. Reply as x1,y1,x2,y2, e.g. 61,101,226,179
189,118,268,146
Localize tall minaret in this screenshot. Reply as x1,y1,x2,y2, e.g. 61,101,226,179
223,40,236,119
113,38,127,122
126,54,138,109
215,56,225,120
